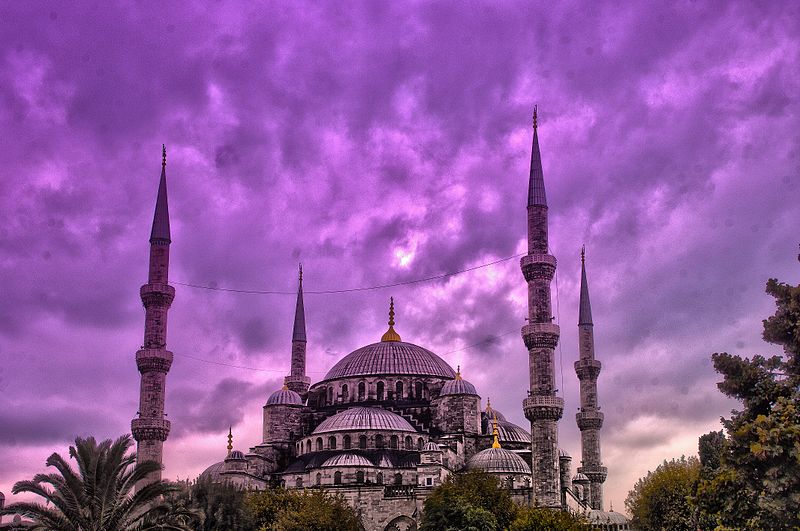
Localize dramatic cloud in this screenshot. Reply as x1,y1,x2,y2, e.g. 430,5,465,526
1,1,799,511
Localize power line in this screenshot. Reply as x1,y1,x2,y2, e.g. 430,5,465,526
172,253,525,296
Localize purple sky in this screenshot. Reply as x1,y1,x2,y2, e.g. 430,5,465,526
1,1,799,512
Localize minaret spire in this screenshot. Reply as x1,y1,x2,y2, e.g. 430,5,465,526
285,264,311,397
575,247,607,509
227,426,233,454
131,146,176,490
381,297,402,342
520,109,564,507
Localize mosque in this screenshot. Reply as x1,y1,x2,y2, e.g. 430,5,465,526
129,110,631,530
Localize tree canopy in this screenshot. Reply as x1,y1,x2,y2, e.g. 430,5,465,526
246,488,360,531
0,434,199,530
624,456,699,531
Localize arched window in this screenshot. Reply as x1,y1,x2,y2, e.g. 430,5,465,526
375,434,384,448
395,381,403,399
341,384,349,402
377,381,385,401
296,477,303,488
318,388,326,406
316,473,322,485
405,436,413,450
328,436,337,450
376,472,383,484
343,434,351,449
328,387,333,403
415,381,423,400
306,440,311,453
359,435,367,449
316,438,323,451
356,470,364,484
334,471,342,485
390,435,398,449
394,473,402,485
417,438,424,450
358,381,366,401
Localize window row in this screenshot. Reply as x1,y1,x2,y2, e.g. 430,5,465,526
297,434,426,454
313,380,430,406
292,471,407,487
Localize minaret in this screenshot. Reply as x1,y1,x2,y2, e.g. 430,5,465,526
520,107,564,507
131,145,175,488
575,247,607,509
284,264,310,397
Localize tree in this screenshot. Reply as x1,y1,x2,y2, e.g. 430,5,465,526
694,274,800,529
509,506,591,531
169,477,254,530
246,488,360,531
419,471,517,531
0,434,199,530
624,456,699,531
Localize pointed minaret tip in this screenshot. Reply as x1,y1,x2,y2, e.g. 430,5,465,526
527,106,547,207
150,144,171,244
579,245,594,325
292,264,307,343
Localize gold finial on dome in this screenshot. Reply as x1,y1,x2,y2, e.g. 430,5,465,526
491,412,501,449
227,426,233,454
455,365,462,380
281,383,289,391
380,297,402,342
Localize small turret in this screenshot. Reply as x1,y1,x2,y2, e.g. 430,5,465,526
285,265,311,396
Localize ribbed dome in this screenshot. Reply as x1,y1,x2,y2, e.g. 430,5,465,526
312,407,416,434
422,441,440,451
573,473,590,483
266,388,303,406
484,405,507,422
588,510,629,525
200,461,225,481
440,377,478,396
559,448,571,458
467,447,531,474
496,421,530,444
226,450,246,460
322,453,374,468
323,341,455,380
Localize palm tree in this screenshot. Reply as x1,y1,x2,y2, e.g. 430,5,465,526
0,434,200,530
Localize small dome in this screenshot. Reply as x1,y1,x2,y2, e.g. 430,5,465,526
322,453,374,468
200,461,225,481
572,473,589,483
587,510,629,525
267,387,303,406
323,342,455,380
467,447,531,475
226,450,246,461
484,403,507,422
313,407,416,434
559,449,571,458
439,370,478,396
422,441,440,451
496,421,530,444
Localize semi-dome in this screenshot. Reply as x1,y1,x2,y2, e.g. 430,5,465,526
312,407,416,434
323,341,455,380
267,387,303,406
496,420,530,444
467,447,531,475
322,453,374,468
200,461,225,481
439,367,478,396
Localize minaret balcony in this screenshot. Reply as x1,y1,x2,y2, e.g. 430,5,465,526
520,254,557,281
522,323,560,350
131,418,171,442
523,396,564,421
574,358,602,380
136,349,174,373
577,465,608,483
140,283,175,308
576,410,604,430
284,375,311,394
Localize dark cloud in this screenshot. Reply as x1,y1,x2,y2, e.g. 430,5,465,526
1,0,799,508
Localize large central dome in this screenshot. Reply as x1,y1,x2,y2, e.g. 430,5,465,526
324,341,456,380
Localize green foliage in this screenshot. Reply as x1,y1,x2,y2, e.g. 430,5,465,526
624,456,699,531
246,488,360,531
419,470,517,531
509,506,591,531
169,477,253,530
0,434,200,530
694,276,800,529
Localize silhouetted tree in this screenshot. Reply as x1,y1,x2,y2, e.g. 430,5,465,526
0,434,199,530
